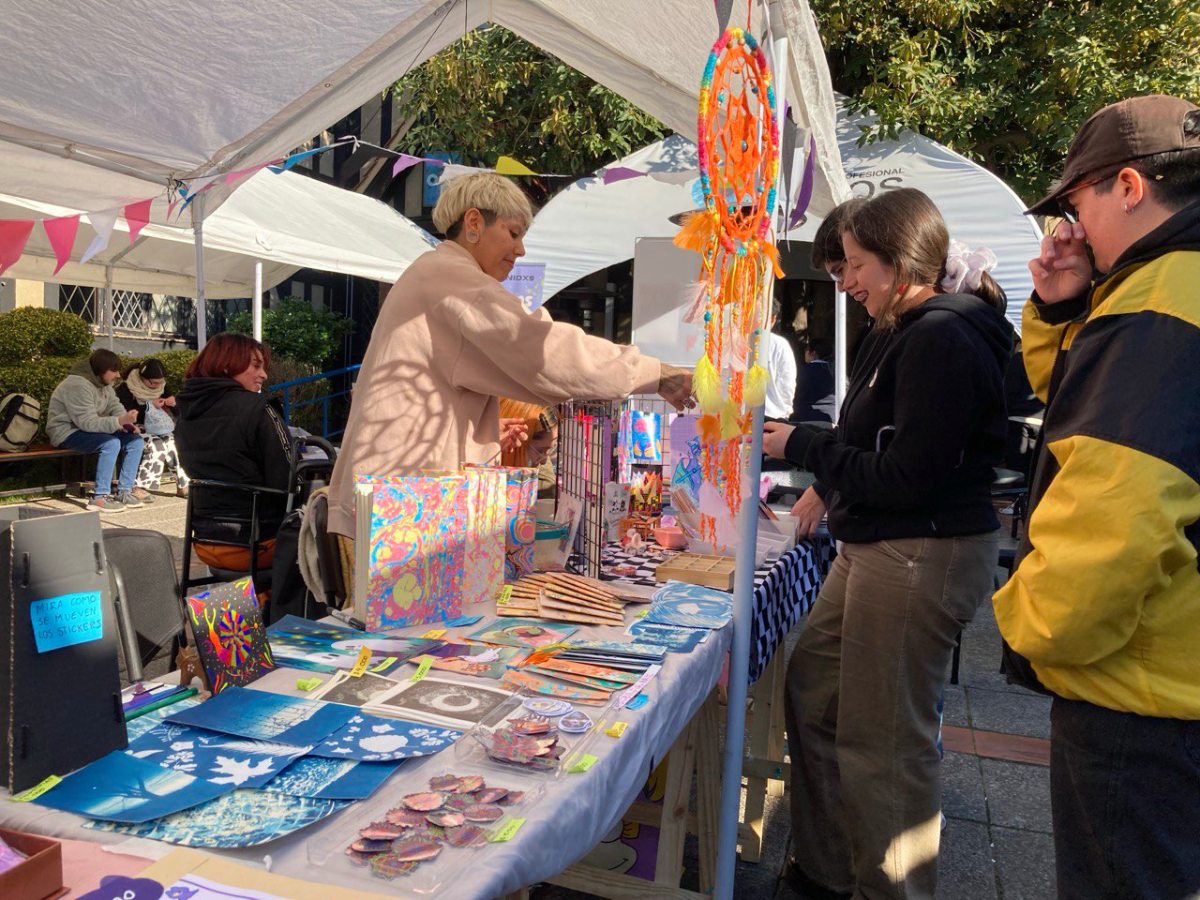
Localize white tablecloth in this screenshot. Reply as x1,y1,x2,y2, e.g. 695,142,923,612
0,597,731,898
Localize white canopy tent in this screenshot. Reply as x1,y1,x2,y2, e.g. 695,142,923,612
0,165,437,298
0,0,848,225
524,105,1043,333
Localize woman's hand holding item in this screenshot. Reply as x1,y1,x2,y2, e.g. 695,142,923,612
762,420,795,459
657,364,695,412
499,417,529,452
117,408,139,428
790,486,826,538
1029,221,1092,303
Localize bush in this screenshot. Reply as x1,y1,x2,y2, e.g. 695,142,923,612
264,355,328,434
0,308,92,365
227,298,354,369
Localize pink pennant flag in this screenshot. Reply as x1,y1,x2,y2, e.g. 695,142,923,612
224,162,272,186
602,166,643,185
42,215,80,275
0,220,35,276
80,209,119,264
123,199,154,244
392,154,424,177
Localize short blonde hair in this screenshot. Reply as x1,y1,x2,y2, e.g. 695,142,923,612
431,172,534,236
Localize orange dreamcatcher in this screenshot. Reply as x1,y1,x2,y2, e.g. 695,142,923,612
674,25,782,542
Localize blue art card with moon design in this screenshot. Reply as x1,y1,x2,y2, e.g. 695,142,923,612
165,686,355,747
125,721,309,788
34,751,232,823
309,712,460,761
85,788,348,847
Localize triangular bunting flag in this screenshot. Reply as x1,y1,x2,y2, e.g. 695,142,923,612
42,215,80,275
269,146,327,173
123,199,154,244
224,161,275,186
80,209,119,264
495,155,537,176
438,164,489,184
391,154,424,177
602,166,644,185
0,220,35,276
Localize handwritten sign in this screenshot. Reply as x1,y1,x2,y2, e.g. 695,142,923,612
29,590,103,652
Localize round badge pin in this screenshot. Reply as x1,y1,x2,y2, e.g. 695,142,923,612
558,711,593,733
522,697,572,717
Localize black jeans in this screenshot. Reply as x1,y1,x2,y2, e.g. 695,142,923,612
1051,697,1200,900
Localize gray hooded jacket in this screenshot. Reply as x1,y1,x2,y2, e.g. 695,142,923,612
46,359,125,446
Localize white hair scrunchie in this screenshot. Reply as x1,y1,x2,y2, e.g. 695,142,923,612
942,240,998,294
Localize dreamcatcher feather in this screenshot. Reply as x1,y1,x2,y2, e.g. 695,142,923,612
674,26,782,543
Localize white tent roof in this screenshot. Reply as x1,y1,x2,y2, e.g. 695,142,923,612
523,106,1042,331
0,1,848,228
0,167,436,298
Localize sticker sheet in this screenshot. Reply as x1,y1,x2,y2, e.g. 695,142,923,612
310,712,461,761
126,721,308,788
185,578,275,693
165,686,355,747
428,645,521,680
85,788,348,847
264,756,404,801
35,751,231,823
361,475,470,629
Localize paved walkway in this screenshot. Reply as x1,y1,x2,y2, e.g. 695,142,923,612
11,491,1056,897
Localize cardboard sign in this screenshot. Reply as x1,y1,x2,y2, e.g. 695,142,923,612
29,590,103,652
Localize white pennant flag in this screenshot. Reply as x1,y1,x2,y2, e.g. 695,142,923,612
79,209,119,264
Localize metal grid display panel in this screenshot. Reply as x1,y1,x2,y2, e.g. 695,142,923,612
557,401,618,578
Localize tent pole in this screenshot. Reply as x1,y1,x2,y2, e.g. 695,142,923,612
714,2,785,896
253,260,263,341
193,195,208,349
104,265,114,350
834,288,847,421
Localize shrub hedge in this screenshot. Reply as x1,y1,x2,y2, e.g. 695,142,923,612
0,307,92,364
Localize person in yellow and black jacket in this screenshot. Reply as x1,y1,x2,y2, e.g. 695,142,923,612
993,95,1200,900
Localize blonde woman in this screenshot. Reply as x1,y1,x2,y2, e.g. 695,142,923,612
328,173,692,540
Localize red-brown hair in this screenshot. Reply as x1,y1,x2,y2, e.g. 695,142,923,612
185,332,271,380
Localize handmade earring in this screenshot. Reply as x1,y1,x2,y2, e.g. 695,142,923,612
468,232,480,242
1123,204,1129,214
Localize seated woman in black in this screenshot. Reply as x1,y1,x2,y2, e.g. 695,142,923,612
175,333,293,572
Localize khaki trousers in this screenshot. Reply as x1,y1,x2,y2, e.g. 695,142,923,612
785,532,998,899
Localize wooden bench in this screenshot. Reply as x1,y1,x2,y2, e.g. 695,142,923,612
0,444,88,498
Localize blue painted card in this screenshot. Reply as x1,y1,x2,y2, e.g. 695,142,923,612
645,583,733,629
126,722,309,788
164,686,355,747
29,590,103,652
264,756,404,800
628,621,707,652
35,750,231,823
309,712,461,761
85,788,348,847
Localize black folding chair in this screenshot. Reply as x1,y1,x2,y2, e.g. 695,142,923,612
104,528,187,683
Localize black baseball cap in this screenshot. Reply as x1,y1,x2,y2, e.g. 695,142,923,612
1025,94,1200,216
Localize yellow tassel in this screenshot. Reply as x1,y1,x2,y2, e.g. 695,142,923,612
719,400,742,440
762,242,785,278
745,363,768,407
693,353,722,414
673,211,717,254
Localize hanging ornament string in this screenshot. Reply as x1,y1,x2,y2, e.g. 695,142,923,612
673,26,782,544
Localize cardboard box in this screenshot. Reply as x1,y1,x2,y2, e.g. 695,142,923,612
0,828,63,900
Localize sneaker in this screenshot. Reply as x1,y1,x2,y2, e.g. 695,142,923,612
86,495,125,514
131,487,156,504
117,491,143,509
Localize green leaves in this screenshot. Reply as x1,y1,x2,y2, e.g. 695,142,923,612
812,0,1200,202
226,298,354,369
388,26,667,177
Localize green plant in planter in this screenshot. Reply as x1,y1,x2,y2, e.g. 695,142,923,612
228,298,355,369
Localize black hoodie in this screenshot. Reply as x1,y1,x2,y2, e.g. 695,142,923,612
785,294,1014,542
174,377,294,543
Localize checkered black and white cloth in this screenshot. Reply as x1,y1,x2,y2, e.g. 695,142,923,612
600,536,835,683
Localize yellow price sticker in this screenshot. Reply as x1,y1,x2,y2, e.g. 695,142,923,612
635,608,650,619
496,585,513,607
349,646,372,678
421,628,447,639
369,656,397,673
11,774,61,802
489,817,526,842
605,721,628,738
296,677,323,692
411,656,434,682
568,753,598,773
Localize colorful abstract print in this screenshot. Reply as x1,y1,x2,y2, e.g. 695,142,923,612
503,467,537,580
365,475,469,629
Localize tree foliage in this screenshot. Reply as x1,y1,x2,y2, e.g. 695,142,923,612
812,0,1200,202
227,298,354,369
389,26,668,176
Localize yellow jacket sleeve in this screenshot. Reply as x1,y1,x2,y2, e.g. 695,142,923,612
1020,298,1073,404
994,434,1200,666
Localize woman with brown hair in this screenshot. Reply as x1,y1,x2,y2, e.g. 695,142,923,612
762,188,1012,899
175,333,293,572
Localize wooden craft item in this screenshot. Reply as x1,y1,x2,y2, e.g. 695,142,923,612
654,552,736,590
176,645,210,692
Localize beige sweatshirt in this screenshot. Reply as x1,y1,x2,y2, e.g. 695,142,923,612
327,241,661,538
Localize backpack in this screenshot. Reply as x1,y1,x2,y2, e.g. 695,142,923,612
0,394,39,452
